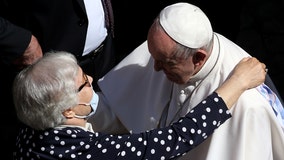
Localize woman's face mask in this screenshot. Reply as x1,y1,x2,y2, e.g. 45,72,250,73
74,90,99,119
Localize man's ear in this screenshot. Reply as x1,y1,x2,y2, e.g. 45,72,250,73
62,108,75,119
192,49,207,66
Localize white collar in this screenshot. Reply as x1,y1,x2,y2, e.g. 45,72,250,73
56,122,94,133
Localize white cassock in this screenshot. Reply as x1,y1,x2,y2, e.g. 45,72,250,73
90,33,284,160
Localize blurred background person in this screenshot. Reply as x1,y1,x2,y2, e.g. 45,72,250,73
0,0,116,91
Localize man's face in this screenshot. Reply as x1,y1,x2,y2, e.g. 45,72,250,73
147,24,196,84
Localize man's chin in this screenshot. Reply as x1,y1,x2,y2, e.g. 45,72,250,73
166,76,181,84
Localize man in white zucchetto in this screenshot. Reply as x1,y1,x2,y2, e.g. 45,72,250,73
90,2,284,160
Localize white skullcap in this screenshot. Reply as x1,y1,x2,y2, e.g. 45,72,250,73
159,3,213,48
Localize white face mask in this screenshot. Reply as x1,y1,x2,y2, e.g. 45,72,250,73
74,90,99,119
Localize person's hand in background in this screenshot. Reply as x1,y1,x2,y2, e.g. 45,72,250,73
13,35,43,69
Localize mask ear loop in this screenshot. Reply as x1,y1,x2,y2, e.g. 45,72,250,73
78,103,91,106
75,90,99,119
74,104,92,119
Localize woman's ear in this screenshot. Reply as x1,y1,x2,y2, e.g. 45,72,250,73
62,108,75,119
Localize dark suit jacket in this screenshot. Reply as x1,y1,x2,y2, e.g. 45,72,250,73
0,17,31,65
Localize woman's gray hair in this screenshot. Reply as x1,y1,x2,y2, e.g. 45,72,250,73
154,17,214,59
13,51,79,130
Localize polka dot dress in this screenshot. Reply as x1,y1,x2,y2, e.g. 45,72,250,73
13,92,231,159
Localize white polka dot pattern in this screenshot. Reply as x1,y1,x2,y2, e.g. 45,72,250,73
13,92,231,159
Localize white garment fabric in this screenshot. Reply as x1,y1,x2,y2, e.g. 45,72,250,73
91,33,284,160
56,122,94,133
82,0,107,56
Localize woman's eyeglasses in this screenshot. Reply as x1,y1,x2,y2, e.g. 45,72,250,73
77,72,90,92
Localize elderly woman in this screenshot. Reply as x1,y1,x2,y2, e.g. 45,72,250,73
12,51,265,159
